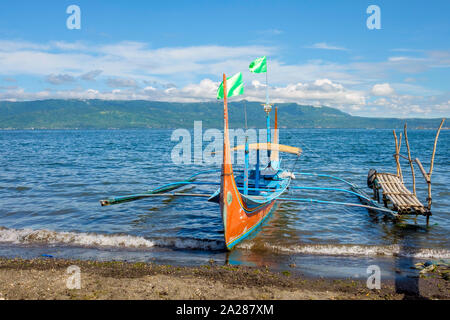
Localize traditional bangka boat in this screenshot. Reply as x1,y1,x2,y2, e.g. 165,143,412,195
210,73,301,249
100,70,303,250
100,57,434,250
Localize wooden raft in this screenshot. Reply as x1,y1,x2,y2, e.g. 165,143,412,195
375,173,428,215
364,118,445,222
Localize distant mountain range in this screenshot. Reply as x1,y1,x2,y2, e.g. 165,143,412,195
0,99,446,129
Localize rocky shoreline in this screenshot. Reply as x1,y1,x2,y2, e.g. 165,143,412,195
0,257,448,300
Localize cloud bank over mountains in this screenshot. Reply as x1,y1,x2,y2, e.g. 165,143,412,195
0,40,448,118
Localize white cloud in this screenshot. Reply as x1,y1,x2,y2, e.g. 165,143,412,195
388,56,426,63
2,77,16,83
404,77,416,83
0,50,95,76
369,93,450,117
0,40,49,52
262,79,365,107
305,42,348,51
390,48,424,53
0,39,446,88
81,70,103,81
106,78,139,88
46,74,76,85
0,40,273,88
371,83,395,96
259,29,283,35
180,79,218,98
143,86,156,92
50,41,90,51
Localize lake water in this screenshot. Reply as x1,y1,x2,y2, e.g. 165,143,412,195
0,129,448,279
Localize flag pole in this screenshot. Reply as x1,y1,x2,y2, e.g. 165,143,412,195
265,69,269,106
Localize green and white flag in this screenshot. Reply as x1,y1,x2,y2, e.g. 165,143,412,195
217,72,244,99
249,56,267,73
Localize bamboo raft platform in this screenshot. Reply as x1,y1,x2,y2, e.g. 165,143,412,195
364,118,445,222
374,173,427,215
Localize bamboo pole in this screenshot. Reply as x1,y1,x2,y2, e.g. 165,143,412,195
393,131,403,181
403,123,416,195
393,130,398,176
399,132,403,181
429,118,445,177
426,118,446,210
100,192,212,206
414,158,430,183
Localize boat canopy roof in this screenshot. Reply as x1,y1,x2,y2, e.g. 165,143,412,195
231,143,302,156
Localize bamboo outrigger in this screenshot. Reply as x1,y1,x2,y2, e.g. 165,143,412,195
100,58,432,250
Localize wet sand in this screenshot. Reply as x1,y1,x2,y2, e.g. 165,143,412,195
0,257,448,300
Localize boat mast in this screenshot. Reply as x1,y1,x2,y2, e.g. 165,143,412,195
222,73,232,173
263,63,272,160
220,73,232,237
244,101,249,195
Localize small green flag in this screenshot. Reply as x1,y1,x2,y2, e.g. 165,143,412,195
217,72,244,99
249,56,267,73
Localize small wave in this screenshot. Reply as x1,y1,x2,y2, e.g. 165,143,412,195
238,242,450,259
1,227,447,258
0,227,224,251
152,237,224,251
0,227,155,249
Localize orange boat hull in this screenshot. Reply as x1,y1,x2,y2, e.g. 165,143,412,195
220,166,278,250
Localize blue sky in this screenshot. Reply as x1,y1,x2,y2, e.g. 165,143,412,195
0,0,448,117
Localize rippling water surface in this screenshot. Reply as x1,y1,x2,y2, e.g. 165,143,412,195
0,129,448,278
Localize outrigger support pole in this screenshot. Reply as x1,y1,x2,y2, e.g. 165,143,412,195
99,169,220,206
276,197,397,215
289,186,373,202
294,172,355,187
100,192,212,206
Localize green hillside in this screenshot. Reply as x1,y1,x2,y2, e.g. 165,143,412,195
0,99,444,129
